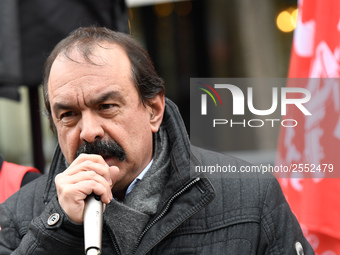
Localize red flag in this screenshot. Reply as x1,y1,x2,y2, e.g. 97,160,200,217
277,0,340,253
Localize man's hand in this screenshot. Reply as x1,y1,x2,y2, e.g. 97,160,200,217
55,154,119,223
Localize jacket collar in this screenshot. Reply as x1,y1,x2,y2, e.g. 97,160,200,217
134,98,215,255
162,98,210,187
43,144,65,203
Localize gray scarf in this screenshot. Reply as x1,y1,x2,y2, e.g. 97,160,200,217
103,126,170,255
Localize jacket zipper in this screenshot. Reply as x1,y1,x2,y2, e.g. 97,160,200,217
132,176,201,254
104,224,122,255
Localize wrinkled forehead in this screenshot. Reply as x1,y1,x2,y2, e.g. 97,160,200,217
48,42,134,97
49,42,132,81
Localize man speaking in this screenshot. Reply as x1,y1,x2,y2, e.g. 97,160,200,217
0,27,313,254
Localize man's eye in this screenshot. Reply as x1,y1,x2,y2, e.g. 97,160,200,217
60,111,74,119
99,104,117,110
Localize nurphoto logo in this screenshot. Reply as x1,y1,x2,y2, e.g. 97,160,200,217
197,82,312,128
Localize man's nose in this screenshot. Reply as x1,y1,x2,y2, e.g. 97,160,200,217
79,112,104,143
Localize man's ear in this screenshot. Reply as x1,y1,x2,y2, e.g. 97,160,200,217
148,92,165,133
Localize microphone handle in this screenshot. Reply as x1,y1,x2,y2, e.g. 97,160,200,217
84,194,103,255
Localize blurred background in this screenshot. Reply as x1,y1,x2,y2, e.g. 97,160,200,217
0,0,298,170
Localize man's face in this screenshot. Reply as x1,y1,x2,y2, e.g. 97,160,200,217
48,43,164,192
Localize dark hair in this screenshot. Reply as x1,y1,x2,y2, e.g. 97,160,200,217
43,26,164,132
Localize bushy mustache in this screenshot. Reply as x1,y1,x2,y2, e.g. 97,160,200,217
76,139,127,162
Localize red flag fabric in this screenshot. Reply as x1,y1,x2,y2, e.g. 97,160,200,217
277,0,340,253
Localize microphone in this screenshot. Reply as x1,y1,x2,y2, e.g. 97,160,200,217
84,193,103,255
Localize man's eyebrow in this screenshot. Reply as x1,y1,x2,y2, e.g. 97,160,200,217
88,91,125,106
52,91,125,114
53,102,74,114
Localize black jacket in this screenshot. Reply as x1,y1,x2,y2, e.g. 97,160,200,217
0,99,314,254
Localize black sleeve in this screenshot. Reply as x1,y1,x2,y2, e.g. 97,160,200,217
21,172,41,187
